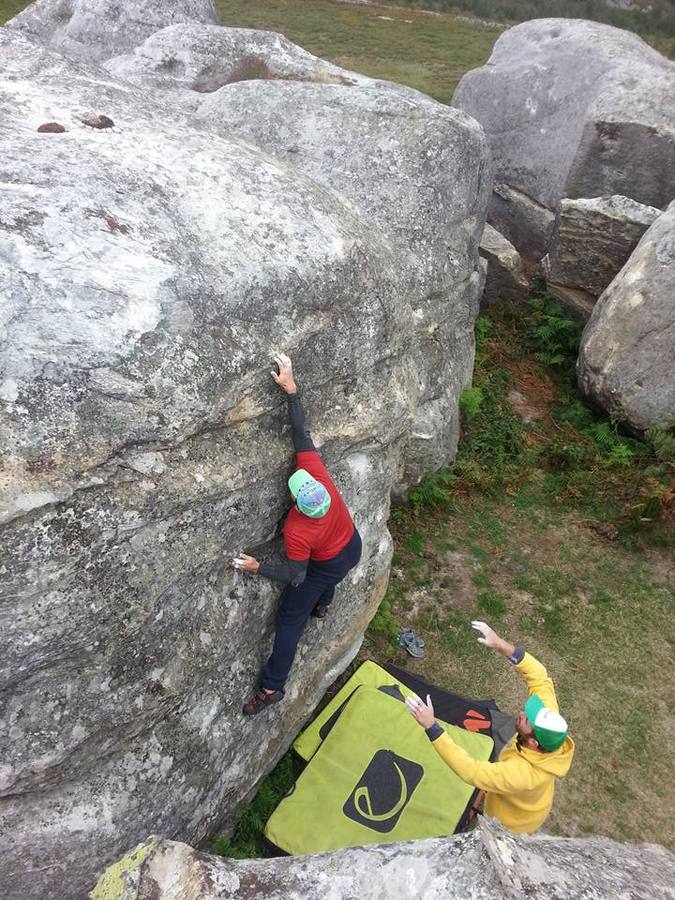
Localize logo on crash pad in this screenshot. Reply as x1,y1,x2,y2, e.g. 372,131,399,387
463,709,491,732
343,749,423,833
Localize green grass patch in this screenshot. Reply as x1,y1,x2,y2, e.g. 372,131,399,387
0,0,27,20
379,0,675,58
477,589,507,617
208,751,303,859
404,530,425,555
214,0,499,101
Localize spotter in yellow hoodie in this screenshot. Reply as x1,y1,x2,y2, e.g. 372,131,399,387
408,620,574,834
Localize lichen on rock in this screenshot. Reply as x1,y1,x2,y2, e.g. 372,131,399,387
92,819,675,900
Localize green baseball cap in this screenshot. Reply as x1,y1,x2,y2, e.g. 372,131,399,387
524,693,568,752
288,469,312,498
288,469,331,518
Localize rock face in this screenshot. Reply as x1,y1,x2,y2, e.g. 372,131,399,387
103,24,364,95
479,224,528,307
543,196,661,318
91,819,675,900
6,0,220,61
577,201,675,431
453,19,675,263
0,5,490,898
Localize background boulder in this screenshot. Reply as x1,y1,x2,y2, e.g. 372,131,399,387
103,24,364,95
6,0,220,61
577,201,675,431
452,19,675,265
542,196,661,318
479,223,528,307
0,6,490,898
91,819,675,900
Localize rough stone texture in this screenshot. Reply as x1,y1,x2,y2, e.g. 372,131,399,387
103,24,367,96
479,223,529,307
0,9,490,900
91,819,675,900
104,20,491,479
452,19,675,262
6,0,221,62
543,196,661,318
577,201,675,431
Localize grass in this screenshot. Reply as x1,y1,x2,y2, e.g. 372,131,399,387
0,0,25,20
378,0,675,58
363,294,674,848
213,0,499,100
207,751,303,858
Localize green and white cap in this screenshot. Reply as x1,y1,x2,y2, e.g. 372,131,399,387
288,468,331,518
524,694,568,752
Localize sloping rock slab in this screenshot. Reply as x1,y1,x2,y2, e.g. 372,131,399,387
577,201,675,430
543,196,661,318
102,20,491,480
91,819,675,900
453,19,675,262
479,223,529,306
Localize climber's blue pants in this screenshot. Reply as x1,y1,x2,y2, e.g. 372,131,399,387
261,529,362,691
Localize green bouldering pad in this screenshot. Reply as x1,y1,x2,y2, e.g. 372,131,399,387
293,659,510,762
266,685,493,855
293,660,410,761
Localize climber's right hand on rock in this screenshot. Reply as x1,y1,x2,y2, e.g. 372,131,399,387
271,353,297,394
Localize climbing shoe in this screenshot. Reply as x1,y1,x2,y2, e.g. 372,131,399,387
311,604,330,619
242,688,285,717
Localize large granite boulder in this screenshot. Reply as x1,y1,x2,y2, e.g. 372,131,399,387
577,201,675,431
543,196,661,318
6,0,220,61
107,20,491,478
0,6,490,898
91,819,675,899
453,19,675,263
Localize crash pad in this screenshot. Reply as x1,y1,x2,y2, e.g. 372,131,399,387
266,684,493,855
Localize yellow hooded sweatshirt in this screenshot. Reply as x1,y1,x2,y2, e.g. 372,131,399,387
430,652,574,833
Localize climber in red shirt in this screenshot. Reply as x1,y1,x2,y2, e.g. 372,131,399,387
235,353,362,716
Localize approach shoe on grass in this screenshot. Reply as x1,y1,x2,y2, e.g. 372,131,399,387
243,688,285,716
399,627,425,658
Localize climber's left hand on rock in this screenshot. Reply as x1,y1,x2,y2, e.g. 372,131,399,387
233,553,260,574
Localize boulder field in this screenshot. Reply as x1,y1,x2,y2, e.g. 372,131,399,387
453,18,675,268
454,18,675,429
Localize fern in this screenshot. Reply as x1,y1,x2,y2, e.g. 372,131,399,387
475,316,493,348
409,470,455,512
605,443,634,467
528,297,581,369
459,386,484,423
647,427,675,463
